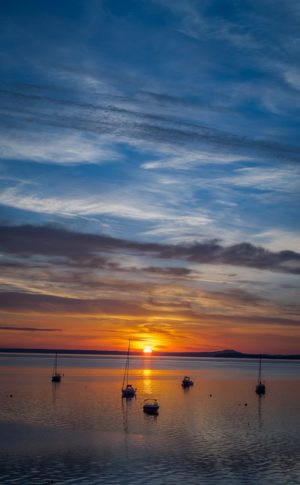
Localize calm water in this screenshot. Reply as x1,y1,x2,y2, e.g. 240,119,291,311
0,353,299,484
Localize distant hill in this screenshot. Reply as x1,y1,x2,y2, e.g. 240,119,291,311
0,347,299,359
213,349,244,357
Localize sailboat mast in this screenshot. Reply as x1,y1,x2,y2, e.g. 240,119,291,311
126,340,130,386
122,340,130,389
53,352,58,375
258,356,262,383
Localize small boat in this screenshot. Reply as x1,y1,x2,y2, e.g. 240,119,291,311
143,398,159,414
182,376,194,387
122,340,136,398
122,384,136,398
255,356,266,395
51,352,62,383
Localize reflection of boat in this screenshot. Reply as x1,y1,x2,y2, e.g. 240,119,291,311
182,376,194,387
122,340,136,398
143,398,159,414
51,353,62,383
255,357,266,395
257,392,263,428
121,396,130,434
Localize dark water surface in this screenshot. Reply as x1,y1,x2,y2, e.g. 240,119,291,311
0,353,299,484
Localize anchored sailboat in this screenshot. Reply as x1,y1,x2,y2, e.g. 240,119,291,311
182,376,194,388
121,340,136,398
255,356,266,395
143,398,159,414
51,352,62,383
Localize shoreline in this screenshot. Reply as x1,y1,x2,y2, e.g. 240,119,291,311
0,348,299,360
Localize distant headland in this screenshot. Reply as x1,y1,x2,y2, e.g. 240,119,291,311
0,348,299,359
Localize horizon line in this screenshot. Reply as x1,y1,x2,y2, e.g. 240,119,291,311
0,347,299,359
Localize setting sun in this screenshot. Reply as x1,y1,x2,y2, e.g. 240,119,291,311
143,346,152,354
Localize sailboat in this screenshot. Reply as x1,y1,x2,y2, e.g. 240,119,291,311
255,356,266,395
51,352,62,383
121,340,136,398
182,376,194,388
143,398,159,414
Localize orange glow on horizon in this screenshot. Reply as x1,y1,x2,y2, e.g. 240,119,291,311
0,308,299,355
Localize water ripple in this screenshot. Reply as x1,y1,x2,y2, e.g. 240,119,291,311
0,357,299,484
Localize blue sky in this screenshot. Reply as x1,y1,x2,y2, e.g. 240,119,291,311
0,0,299,352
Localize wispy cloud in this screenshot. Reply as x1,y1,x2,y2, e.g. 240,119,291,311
0,185,211,228
0,325,62,332
0,131,119,165
1,84,299,165
252,229,300,253
221,166,300,193
283,67,300,91
0,291,153,316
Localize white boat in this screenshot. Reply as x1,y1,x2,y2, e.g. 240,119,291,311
182,376,194,387
51,353,62,383
122,340,136,398
255,357,266,395
143,398,159,414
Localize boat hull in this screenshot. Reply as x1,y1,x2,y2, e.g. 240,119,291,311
182,376,194,387
256,383,266,395
52,374,61,383
182,381,193,387
122,385,136,398
143,398,159,414
143,405,159,415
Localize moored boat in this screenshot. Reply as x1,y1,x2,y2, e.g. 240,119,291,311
255,357,266,395
143,398,159,414
122,384,136,398
51,353,62,383
182,376,194,387
122,340,137,398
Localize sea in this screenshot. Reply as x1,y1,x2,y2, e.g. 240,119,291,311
0,353,299,484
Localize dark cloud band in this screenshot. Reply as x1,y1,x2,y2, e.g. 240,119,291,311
0,325,61,332
0,224,299,274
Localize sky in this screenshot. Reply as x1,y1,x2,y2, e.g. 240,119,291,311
0,0,299,354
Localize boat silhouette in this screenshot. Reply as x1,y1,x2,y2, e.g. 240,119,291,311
255,356,266,395
51,352,62,383
182,376,194,388
143,398,159,414
121,340,136,398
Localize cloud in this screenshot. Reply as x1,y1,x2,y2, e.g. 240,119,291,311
0,291,150,316
0,224,299,274
0,185,211,227
138,322,182,338
143,266,192,277
1,84,299,165
152,0,300,59
252,229,300,253
1,288,297,329
0,325,61,332
283,67,300,91
182,312,300,328
141,150,251,170
154,0,260,50
222,166,300,193
0,131,119,165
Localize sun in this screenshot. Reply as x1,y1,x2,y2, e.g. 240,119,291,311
143,346,152,354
